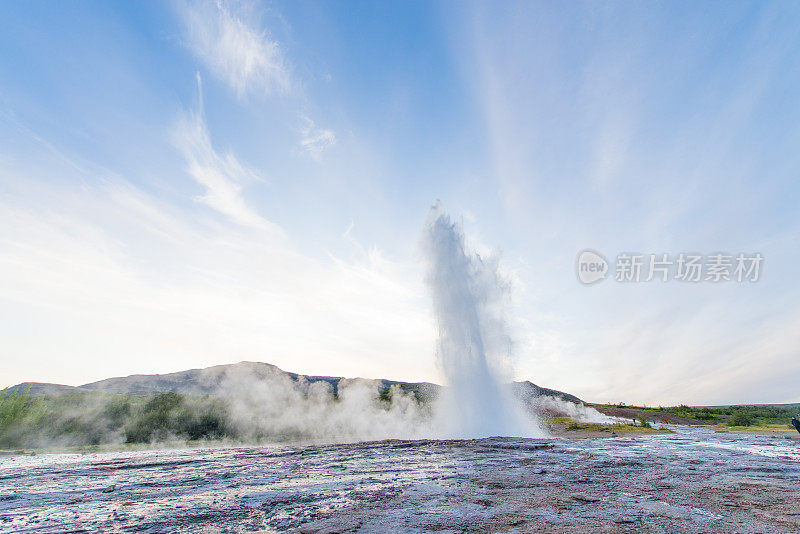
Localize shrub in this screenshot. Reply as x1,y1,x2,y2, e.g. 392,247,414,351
125,392,184,443
103,397,131,429
178,409,227,440
0,389,47,448
124,393,233,443
727,411,754,427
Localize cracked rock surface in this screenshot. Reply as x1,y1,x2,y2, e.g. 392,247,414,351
1,426,799,533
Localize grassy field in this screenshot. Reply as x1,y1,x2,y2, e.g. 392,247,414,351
547,417,674,435
0,385,422,449
3,386,795,450
712,423,795,433
0,388,234,449
592,402,800,427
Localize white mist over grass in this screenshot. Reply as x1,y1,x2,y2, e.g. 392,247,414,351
422,204,542,438
524,394,621,424
215,365,433,442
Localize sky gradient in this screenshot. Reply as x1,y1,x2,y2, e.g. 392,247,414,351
1,1,799,405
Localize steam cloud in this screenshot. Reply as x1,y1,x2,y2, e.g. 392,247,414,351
216,366,433,442
3,204,559,449
422,203,543,438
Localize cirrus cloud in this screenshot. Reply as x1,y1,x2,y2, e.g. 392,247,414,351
172,74,277,231
176,0,291,98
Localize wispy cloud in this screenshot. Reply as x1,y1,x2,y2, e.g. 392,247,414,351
172,74,276,231
0,122,434,389
462,3,800,405
297,114,336,160
177,0,291,98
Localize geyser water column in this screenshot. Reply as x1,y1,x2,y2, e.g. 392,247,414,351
422,204,540,438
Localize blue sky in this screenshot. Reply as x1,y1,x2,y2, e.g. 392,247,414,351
1,1,799,405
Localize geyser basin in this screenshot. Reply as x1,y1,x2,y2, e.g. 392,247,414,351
3,427,798,533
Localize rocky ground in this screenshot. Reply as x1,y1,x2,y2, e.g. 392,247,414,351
1,426,799,533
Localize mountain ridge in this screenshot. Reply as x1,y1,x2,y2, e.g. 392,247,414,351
6,361,583,404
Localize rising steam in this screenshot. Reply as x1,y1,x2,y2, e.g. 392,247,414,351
3,204,553,450
422,203,542,438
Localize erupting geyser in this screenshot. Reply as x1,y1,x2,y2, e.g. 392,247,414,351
422,203,541,438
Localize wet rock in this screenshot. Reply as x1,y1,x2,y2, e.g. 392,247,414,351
4,429,800,533
298,516,361,533
102,485,116,493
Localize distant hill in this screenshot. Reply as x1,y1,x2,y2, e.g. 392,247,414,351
514,381,583,404
7,382,82,396
6,361,581,404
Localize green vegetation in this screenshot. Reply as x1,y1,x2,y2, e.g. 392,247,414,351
4,385,796,450
714,423,794,433
593,403,800,426
726,411,754,427
0,388,47,448
378,387,393,403
559,420,672,435
122,392,229,443
0,385,426,450
715,405,799,427
594,403,723,421
379,384,433,404
0,389,234,449
662,406,721,421
713,405,799,431
548,416,574,424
